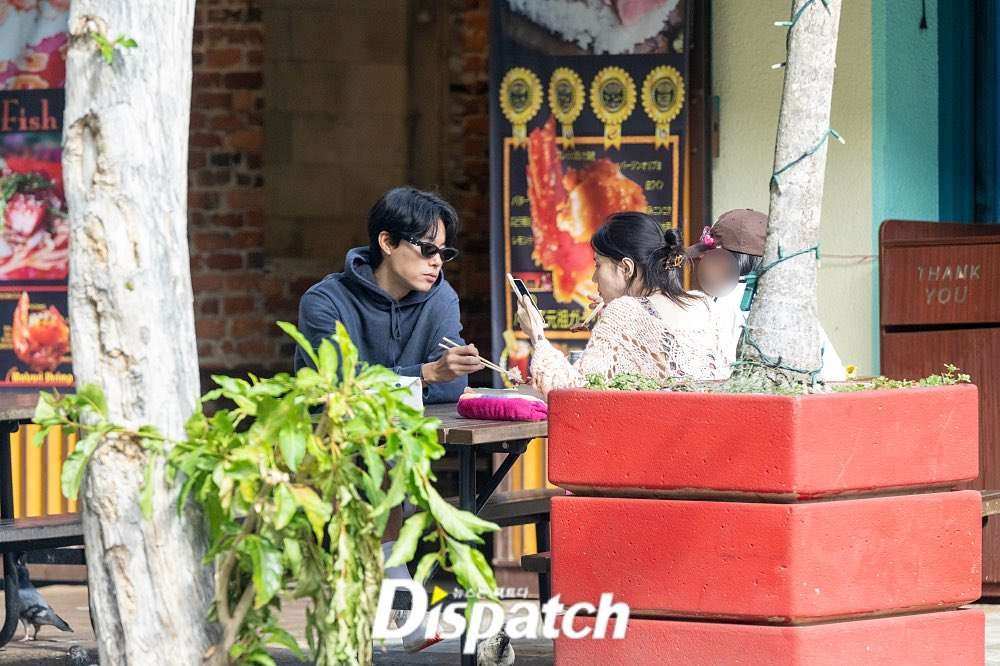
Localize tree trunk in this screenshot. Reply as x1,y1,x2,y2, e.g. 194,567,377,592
741,0,843,382
62,3,213,664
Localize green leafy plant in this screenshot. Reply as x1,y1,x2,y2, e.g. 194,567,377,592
831,364,971,392
92,33,137,64
582,365,971,396
34,322,498,666
585,372,663,391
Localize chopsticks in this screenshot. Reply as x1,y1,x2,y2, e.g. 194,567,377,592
439,337,510,375
570,300,605,332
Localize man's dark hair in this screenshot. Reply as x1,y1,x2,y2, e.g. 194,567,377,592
734,251,763,278
367,187,459,268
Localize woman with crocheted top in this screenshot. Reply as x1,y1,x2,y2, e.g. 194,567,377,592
516,211,730,396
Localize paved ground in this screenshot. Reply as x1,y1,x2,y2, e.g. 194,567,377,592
0,584,553,665
1,585,999,664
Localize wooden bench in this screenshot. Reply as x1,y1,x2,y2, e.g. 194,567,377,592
389,488,562,609
0,513,85,648
0,513,85,555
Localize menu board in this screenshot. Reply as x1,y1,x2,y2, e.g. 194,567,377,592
0,2,72,388
490,0,689,377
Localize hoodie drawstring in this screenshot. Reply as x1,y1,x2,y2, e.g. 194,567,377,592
390,302,402,340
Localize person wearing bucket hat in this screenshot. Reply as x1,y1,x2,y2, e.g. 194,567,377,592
688,209,847,382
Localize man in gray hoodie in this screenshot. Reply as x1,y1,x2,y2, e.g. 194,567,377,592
295,186,483,404
296,187,483,651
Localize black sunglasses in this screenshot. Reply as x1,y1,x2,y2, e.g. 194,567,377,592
403,236,459,263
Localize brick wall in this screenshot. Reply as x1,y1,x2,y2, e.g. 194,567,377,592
188,0,493,376
445,0,493,362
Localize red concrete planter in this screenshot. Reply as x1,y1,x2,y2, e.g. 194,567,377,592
548,385,978,499
554,609,985,666
551,492,981,623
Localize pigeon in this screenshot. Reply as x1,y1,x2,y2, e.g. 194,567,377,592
14,559,73,641
477,628,515,666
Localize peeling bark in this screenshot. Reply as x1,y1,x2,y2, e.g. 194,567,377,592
741,0,843,382
62,2,213,664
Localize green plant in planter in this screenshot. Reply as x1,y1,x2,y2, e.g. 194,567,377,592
583,365,971,396
33,322,498,666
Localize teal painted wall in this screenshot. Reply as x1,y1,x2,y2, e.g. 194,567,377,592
871,0,942,371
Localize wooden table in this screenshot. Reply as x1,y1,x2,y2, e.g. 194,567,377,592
424,403,547,666
0,392,45,646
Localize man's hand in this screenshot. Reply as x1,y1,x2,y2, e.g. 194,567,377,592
422,344,484,384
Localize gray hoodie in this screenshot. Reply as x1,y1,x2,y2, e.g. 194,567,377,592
294,247,468,403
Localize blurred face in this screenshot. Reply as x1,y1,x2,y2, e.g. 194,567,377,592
592,253,635,302
379,222,450,294
694,248,740,297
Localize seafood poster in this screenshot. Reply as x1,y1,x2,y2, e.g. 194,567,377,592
0,1,72,388
490,0,689,369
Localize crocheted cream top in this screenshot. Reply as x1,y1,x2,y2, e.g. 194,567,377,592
530,293,729,395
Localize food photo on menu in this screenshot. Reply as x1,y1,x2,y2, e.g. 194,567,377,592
0,289,71,387
0,134,69,282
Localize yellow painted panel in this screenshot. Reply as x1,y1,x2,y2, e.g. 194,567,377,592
66,432,77,513
8,425,76,518
24,428,43,517
46,428,62,514
10,426,23,518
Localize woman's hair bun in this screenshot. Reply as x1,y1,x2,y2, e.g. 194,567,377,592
662,226,683,253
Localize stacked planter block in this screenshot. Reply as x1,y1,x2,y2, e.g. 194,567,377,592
547,385,984,665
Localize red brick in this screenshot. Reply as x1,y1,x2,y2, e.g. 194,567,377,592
242,210,264,227
265,296,297,314
548,386,979,499
193,72,222,88
231,317,270,339
551,492,981,623
209,113,245,132
208,214,244,228
195,319,227,338
223,296,256,315
225,189,263,210
197,342,216,359
199,298,220,316
223,72,263,90
188,191,221,210
189,132,222,148
206,253,243,270
232,90,258,112
193,232,231,252
188,151,207,169
196,170,231,187
193,92,232,108
221,340,235,354
246,50,263,66
224,128,262,151
231,231,263,249
554,610,984,666
236,340,273,357
191,274,226,292
205,48,243,68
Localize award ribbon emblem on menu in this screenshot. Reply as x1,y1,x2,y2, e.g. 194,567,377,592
642,65,685,149
548,67,584,149
590,67,635,150
500,67,543,147
590,66,636,150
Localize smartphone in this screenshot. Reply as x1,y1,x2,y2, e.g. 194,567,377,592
506,273,545,324
506,273,532,300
